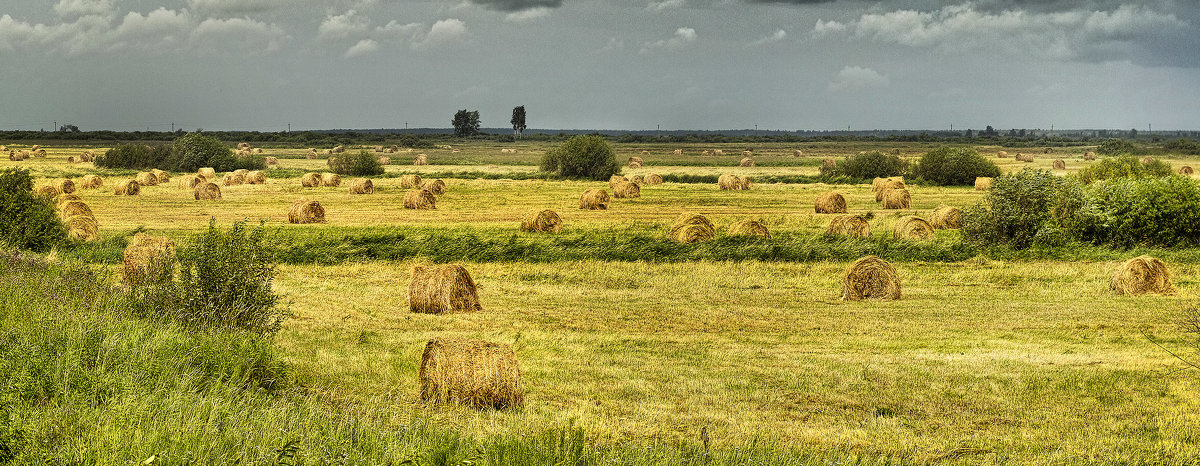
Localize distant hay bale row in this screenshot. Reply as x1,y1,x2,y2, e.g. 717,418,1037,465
349,178,373,194
739,157,754,167
613,181,640,199
194,182,222,200
114,179,140,196
930,205,961,229
718,174,752,190
122,234,176,285
843,256,901,300
814,192,846,214
1016,153,1034,163
288,199,325,223
826,214,870,237
670,213,714,243
521,209,562,233
500,148,516,154
894,216,933,240
579,189,609,210
881,189,911,209
975,177,992,191
728,219,769,238
418,337,522,410
1110,256,1174,296
404,189,437,209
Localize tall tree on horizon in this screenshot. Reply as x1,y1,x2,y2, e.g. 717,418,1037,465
452,109,480,137
511,106,526,137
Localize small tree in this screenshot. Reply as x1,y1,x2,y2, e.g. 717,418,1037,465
452,109,480,137
0,168,67,253
540,135,619,180
511,106,526,137
823,151,906,179
912,146,1000,186
167,133,237,172
328,150,384,176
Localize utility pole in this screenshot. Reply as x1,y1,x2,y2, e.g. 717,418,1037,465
53,121,57,131
287,123,291,132
171,122,174,132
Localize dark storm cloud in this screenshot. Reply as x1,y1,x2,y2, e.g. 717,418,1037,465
467,0,563,12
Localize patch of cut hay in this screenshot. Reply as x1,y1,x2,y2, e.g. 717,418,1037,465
881,188,910,209
613,181,640,199
521,209,562,233
739,157,754,167
265,156,278,165
245,171,266,184
1084,151,1096,161
644,173,663,185
1016,153,1034,163
378,156,391,165
63,214,98,242
717,174,743,190
873,177,905,201
194,182,222,200
404,189,437,210
670,213,715,243
842,255,901,301
288,199,326,223
930,205,961,229
222,172,244,186
1110,256,1174,296
409,265,482,314
814,192,847,214
579,189,609,210
975,177,992,191
418,337,522,409
1052,159,1066,170
59,200,93,219
414,154,429,165
114,180,140,196
608,175,628,189
80,175,103,189
37,186,60,198
894,215,934,240
728,219,769,238
400,174,423,189
1180,166,1194,175
348,178,373,194
301,172,321,187
198,167,216,179
427,179,446,195
136,172,159,187
122,233,176,285
151,169,170,184
826,215,870,237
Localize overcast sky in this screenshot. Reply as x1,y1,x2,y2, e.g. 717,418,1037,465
1,0,1198,132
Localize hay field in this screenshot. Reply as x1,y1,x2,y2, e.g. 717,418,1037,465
7,141,1200,462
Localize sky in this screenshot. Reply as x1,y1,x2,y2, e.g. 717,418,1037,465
1,0,1198,132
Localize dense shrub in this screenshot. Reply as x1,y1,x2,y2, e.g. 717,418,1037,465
1075,155,1174,184
0,169,66,252
1162,138,1200,156
821,151,906,179
167,133,238,172
94,144,171,169
961,169,1084,249
328,150,384,176
1096,138,1136,155
911,146,1000,186
540,135,620,180
397,134,431,148
1074,176,1200,248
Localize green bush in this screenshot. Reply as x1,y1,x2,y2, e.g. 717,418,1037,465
911,146,1000,186
94,144,171,169
1074,176,1200,248
328,150,384,176
0,169,66,253
397,134,431,148
1096,138,1136,155
1075,155,1174,184
167,133,238,172
1162,138,1200,156
540,135,620,180
821,151,906,179
961,169,1084,249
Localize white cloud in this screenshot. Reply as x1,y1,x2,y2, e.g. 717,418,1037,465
53,0,113,18
597,36,624,52
191,17,289,54
317,9,369,41
187,0,296,14
812,19,847,37
375,20,422,39
505,7,551,22
750,29,786,46
344,38,379,58
412,18,469,50
647,0,685,12
828,66,889,92
640,27,696,53
107,8,192,52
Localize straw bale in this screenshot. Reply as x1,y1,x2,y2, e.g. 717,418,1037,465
608,175,628,189
628,156,644,165
822,158,836,170
136,172,159,187
409,265,482,314
59,200,93,219
149,169,169,184
37,186,59,197
198,167,217,179
245,171,266,184
873,177,905,201
427,179,446,195
194,182,222,200
378,156,392,165
826,215,870,237
414,154,429,165
739,157,754,167
613,181,640,199
1016,153,1034,162
348,178,373,194
579,189,609,210
997,151,1008,158
718,174,742,190
728,219,769,238
670,213,715,243
400,174,424,189
1084,151,1096,161
1179,166,1194,175
418,337,522,409
404,189,437,209
265,156,278,165
64,214,98,242
287,199,326,223
881,188,911,209
793,150,803,157
114,179,140,196
51,178,75,194
222,172,244,186
521,209,562,233
176,175,202,190
1142,156,1156,165
628,161,642,169
1110,256,1175,296
893,215,934,240
814,192,847,214
644,173,663,185
929,205,961,229
975,177,992,191
122,234,175,285
301,172,321,187
842,256,901,300
714,149,724,156
1052,159,1066,170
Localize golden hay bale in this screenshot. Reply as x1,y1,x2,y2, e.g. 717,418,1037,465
628,161,642,169
51,178,76,194
826,215,870,237
400,174,423,189
814,192,847,214
178,175,204,190
59,200,93,219
702,150,711,156
613,181,641,199
54,193,82,206
194,182,222,200
521,209,562,233
1016,153,1034,163
1052,159,1066,170
842,256,901,300
1044,148,1055,154
1142,156,1156,165
717,174,742,190
300,172,321,187
929,205,962,229
67,156,76,163
265,156,278,165
233,169,249,178
427,179,446,195
81,150,95,162
1180,166,1194,175
670,213,715,243
79,175,103,189
34,149,46,157
739,157,755,167
245,171,266,184
1110,256,1175,296
122,234,176,285
63,214,98,242
641,150,649,155
375,145,384,152
418,337,522,409
997,151,1009,158
222,172,244,186
628,175,644,186
673,149,683,155
738,176,753,190
881,188,911,209
404,189,437,210
793,149,803,157
728,219,769,238
873,177,905,201
198,167,216,179
378,156,391,165
114,179,140,196
333,145,345,153
30,144,40,151
822,158,836,170
288,199,326,224
253,148,263,154
893,216,934,240
136,172,159,187
714,149,724,156
628,156,644,165
151,169,170,183
644,173,663,185
608,175,628,189
307,150,318,160
37,186,60,197
579,189,609,210
237,142,250,150
409,264,482,314
348,178,373,194
414,154,429,165
1084,151,1096,161
975,177,993,191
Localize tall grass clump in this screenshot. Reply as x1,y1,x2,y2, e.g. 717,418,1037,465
820,151,906,180
912,146,1001,186
540,135,620,180
329,149,385,176
0,168,66,252
1075,154,1175,184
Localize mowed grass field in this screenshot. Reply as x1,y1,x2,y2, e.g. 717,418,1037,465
8,141,1200,463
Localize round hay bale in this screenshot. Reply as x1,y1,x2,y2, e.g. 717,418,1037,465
608,175,628,189
409,265,483,314
717,174,742,190
79,175,103,189
30,145,40,151
54,193,82,206
644,173,663,185
1044,147,1054,154
714,149,724,156
232,169,249,178
222,172,244,186
194,182,222,200
59,200,93,219
1052,159,1066,170
37,185,60,198
265,156,278,165
1016,153,1034,163
136,172,159,187
929,205,961,229
873,177,905,201
198,167,217,179
427,179,446,195
997,151,1008,158
122,234,176,285
288,199,326,223
628,156,644,165
894,216,934,240
613,181,640,199
237,142,250,150
670,213,715,243
114,179,140,196
881,188,911,209
822,158,836,170
628,161,643,169
414,154,429,165
348,178,373,194
628,175,644,186
377,156,391,165
521,209,562,233
673,149,683,155
178,175,204,190
400,174,423,189
739,157,754,167
253,148,263,154
814,192,847,214
793,149,803,157
51,179,76,194
151,169,170,184
826,214,870,237
307,150,318,160
403,189,437,210
1110,256,1174,295
1180,166,1194,175
579,189,609,210
333,145,345,154
1084,151,1096,161
67,156,76,163
975,177,993,191
34,149,46,157
300,172,321,187
245,171,266,184
418,337,522,409
842,256,900,300
728,219,769,238
1142,156,1157,165
63,214,98,242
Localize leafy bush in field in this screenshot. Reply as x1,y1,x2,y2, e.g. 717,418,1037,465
911,146,1000,186
1075,155,1174,184
397,134,431,148
0,168,66,253
94,144,171,169
1074,176,1200,248
540,135,619,180
1097,138,1136,155
1162,138,1200,156
821,151,906,179
328,150,384,176
961,169,1084,249
167,133,238,172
